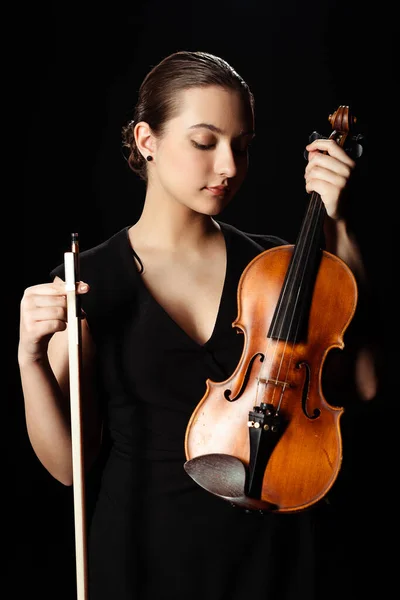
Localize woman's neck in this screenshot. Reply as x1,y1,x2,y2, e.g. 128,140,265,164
129,192,221,252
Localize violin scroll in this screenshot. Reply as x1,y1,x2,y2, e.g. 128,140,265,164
305,105,363,160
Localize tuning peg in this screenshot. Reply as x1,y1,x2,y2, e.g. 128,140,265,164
304,132,364,160
345,134,364,159
304,131,327,159
308,131,326,143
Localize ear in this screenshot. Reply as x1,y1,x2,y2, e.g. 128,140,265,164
134,121,156,159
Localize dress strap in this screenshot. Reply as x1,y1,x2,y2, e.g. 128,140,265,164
131,248,144,274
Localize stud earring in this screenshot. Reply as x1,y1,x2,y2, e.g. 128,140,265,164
146,155,153,162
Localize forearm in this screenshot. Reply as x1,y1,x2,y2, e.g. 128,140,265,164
324,216,366,284
19,355,74,485
324,215,379,400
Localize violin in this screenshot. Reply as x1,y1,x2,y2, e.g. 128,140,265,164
184,106,360,513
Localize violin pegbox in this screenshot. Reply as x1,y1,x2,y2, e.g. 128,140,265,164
304,104,364,160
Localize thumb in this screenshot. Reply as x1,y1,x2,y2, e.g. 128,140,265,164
77,281,90,294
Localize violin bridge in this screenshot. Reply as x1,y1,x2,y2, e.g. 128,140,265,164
258,377,291,390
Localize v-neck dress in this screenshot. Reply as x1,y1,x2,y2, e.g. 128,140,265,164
50,221,336,600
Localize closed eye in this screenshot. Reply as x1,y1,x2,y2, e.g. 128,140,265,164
192,140,250,155
192,141,214,150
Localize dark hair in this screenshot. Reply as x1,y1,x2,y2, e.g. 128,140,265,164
121,50,254,181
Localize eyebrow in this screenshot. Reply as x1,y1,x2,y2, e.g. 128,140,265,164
188,123,255,137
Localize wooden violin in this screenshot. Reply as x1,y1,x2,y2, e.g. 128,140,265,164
184,105,359,513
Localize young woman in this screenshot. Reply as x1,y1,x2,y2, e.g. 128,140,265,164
18,50,370,599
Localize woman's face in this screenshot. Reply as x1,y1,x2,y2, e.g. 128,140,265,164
150,86,254,215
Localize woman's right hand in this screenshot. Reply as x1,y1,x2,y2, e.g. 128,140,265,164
18,278,89,365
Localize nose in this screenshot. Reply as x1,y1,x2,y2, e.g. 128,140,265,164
214,143,237,179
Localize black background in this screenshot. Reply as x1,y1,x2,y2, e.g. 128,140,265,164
9,2,395,598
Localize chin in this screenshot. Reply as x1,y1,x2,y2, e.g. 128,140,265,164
209,195,233,214
187,191,233,216
202,202,229,217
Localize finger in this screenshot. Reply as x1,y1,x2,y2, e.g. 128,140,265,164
305,152,353,180
27,305,68,322
62,280,89,294
24,280,89,300
24,282,68,297
77,281,89,294
304,177,343,219
21,290,68,312
22,318,68,342
306,139,355,168
305,167,348,191
61,280,89,294
31,295,68,310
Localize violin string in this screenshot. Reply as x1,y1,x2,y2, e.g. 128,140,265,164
256,129,347,415
278,130,348,371
254,245,298,409
278,192,326,397
257,191,324,413
271,192,325,412
272,192,321,405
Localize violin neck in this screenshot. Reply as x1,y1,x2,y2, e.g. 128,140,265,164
295,191,326,256
268,192,326,342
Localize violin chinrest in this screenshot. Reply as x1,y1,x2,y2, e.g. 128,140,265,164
184,453,277,511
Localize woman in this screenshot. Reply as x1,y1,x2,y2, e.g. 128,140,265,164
18,50,368,599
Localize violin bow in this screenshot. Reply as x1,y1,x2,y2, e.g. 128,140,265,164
64,233,88,600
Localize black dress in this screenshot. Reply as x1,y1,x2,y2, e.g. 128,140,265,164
50,221,348,600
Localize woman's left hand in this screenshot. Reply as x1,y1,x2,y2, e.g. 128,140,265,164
304,138,355,219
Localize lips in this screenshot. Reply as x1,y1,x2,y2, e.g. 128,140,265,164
205,186,229,195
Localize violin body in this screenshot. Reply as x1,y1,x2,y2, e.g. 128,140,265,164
185,245,357,513
184,105,360,513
